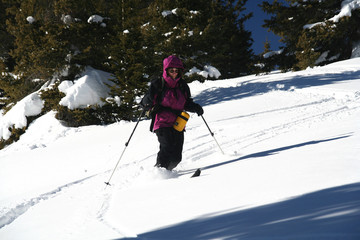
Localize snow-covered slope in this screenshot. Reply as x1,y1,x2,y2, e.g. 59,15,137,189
1,58,360,240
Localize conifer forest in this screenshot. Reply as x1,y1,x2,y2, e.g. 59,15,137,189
0,0,359,133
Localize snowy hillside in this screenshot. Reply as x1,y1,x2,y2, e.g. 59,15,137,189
1,58,360,240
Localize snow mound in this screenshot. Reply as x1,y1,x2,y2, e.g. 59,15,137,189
26,16,35,24
0,93,43,140
0,67,114,141
59,68,114,110
263,49,284,58
87,15,104,24
330,0,360,22
186,65,221,79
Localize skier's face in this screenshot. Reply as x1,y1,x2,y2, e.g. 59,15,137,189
167,68,179,79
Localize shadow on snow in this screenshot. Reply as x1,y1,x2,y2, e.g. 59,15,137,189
130,182,360,240
194,70,360,107
202,135,351,171
117,135,360,240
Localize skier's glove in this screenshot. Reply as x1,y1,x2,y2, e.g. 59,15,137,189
195,104,204,116
140,100,151,111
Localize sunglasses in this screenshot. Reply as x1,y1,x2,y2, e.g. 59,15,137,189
168,68,179,73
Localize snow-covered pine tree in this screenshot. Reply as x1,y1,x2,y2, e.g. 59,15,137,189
105,0,255,120
106,0,152,120
53,0,115,76
261,0,360,70
6,0,67,80
199,0,254,78
5,0,114,81
1,0,256,125
255,38,276,74
296,0,360,69
141,0,254,79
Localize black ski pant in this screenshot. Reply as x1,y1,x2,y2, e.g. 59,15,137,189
155,127,184,170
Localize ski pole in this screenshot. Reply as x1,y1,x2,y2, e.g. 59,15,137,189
201,115,224,155
105,109,145,186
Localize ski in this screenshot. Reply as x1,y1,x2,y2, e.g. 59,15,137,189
191,168,201,178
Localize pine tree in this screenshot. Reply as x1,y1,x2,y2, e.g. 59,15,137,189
2,0,256,124
0,0,15,72
103,0,255,120
0,0,15,110
6,0,64,80
200,0,254,77
5,0,115,81
260,0,302,71
261,0,360,70
106,0,152,120
256,38,275,73
53,0,115,76
140,0,254,79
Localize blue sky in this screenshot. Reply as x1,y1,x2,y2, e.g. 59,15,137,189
243,1,284,55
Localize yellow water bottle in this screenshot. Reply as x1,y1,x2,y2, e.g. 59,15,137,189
173,111,190,131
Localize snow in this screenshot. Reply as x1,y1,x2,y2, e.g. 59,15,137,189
351,41,360,58
162,9,178,17
61,15,73,25
263,49,284,58
315,51,340,65
303,0,360,29
300,0,360,62
87,14,106,27
58,67,114,110
1,58,360,239
186,65,221,79
330,0,360,22
26,16,35,24
0,67,114,140
87,15,104,24
0,92,43,140
303,22,325,30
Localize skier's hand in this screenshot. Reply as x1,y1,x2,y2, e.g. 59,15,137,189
140,101,151,111
195,104,204,116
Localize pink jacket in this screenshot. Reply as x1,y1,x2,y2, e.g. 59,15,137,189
153,56,187,131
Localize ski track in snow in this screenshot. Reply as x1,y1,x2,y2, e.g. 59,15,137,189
0,172,104,229
0,151,200,236
228,104,357,151
185,90,360,162
249,100,353,148
0,151,178,235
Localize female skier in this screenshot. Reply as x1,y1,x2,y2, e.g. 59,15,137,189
140,55,203,170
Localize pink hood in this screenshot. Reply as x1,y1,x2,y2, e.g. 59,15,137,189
162,55,184,88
